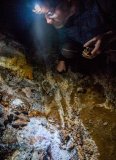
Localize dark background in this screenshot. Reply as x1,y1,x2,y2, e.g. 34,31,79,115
0,0,58,60
0,0,35,47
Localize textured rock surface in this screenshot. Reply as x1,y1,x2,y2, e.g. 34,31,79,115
0,34,116,160
0,34,33,79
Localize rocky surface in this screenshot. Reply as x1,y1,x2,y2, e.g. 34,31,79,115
0,33,116,160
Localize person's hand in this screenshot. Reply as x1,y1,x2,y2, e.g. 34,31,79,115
56,60,66,73
83,35,103,59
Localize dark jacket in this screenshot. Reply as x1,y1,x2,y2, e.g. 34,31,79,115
57,0,116,46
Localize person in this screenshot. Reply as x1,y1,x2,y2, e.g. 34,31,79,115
33,0,116,73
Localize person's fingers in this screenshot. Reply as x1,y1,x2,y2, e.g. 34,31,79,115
84,37,96,47
56,61,66,72
82,54,90,59
82,53,95,59
82,40,101,59
91,39,101,55
57,65,66,72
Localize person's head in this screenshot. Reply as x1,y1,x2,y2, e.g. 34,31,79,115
34,0,77,28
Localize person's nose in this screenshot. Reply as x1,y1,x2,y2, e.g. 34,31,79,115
46,17,53,24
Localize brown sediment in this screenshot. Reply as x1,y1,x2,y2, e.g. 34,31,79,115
80,106,116,160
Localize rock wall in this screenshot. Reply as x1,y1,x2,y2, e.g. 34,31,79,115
0,34,116,160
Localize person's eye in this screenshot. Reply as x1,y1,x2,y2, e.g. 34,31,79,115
46,12,58,19
47,11,54,17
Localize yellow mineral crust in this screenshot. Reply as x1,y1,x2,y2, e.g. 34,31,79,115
0,52,33,79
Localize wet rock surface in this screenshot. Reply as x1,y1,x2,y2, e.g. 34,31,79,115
0,33,116,160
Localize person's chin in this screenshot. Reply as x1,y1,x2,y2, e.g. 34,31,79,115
53,22,64,29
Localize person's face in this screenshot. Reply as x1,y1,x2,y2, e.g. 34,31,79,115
41,4,70,28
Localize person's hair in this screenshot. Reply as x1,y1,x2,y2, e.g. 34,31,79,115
37,0,72,9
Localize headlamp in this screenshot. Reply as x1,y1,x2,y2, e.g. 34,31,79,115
32,3,57,19
32,3,42,14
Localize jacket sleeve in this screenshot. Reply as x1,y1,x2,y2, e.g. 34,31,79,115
96,0,116,31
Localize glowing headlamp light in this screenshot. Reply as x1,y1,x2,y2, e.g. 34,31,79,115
33,4,42,14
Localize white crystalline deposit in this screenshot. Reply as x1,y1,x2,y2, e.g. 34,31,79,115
12,99,24,106
17,117,78,160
